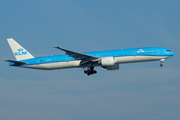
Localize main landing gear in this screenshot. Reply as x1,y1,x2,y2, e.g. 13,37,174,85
84,67,97,76
160,59,165,67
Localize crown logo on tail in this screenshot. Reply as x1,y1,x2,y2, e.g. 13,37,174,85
14,48,27,56
18,48,24,52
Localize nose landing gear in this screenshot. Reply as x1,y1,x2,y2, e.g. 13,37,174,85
84,67,97,76
160,59,165,67
160,63,163,67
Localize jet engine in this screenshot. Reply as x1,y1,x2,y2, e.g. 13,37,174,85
102,64,119,70
100,57,115,66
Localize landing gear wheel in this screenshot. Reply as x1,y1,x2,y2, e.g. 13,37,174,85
84,67,97,75
160,64,163,67
84,70,87,73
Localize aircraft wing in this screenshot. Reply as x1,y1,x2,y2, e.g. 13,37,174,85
54,46,99,64
4,60,27,64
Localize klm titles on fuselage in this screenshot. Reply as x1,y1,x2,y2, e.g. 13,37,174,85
14,48,27,56
137,49,155,54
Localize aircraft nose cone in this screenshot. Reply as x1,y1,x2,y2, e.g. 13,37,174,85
170,51,174,56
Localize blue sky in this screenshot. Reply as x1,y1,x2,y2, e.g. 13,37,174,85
0,0,180,120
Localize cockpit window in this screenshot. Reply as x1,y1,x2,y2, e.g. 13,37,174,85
166,50,171,51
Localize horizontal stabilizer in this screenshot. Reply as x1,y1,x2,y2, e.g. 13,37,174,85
4,60,27,64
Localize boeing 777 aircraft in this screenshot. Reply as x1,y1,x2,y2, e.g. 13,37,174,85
5,38,174,75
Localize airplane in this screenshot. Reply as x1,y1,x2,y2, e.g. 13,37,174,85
5,38,174,76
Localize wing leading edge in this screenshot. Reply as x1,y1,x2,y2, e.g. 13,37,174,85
53,46,100,64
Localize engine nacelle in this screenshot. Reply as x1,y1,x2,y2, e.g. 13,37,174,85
102,64,119,70
100,57,115,66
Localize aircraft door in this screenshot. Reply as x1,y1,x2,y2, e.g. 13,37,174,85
66,56,70,62
36,60,41,64
132,51,138,61
133,51,136,56
156,49,160,56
